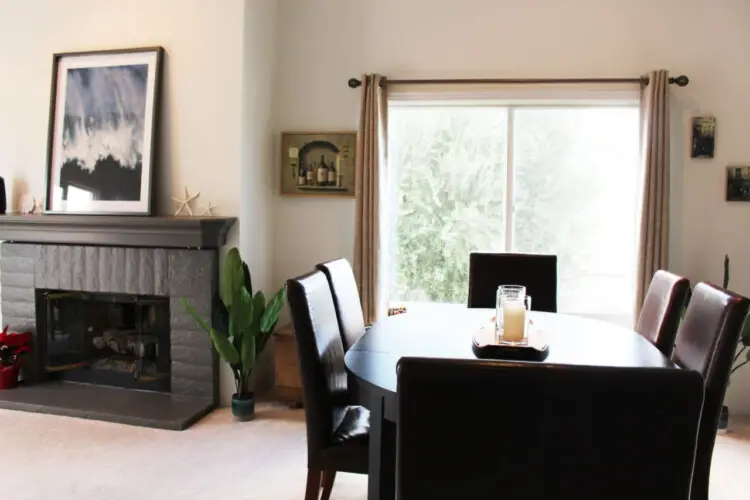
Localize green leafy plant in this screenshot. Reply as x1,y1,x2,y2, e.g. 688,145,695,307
681,255,750,376
723,255,750,375
180,247,285,398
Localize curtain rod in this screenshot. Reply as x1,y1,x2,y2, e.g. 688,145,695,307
347,75,690,89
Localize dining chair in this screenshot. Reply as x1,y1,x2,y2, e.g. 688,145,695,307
467,252,557,311
286,270,369,500
316,258,367,352
635,270,690,357
671,282,750,500
396,358,703,500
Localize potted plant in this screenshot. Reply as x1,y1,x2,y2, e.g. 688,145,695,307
181,247,284,421
720,255,750,432
684,255,750,432
0,326,32,390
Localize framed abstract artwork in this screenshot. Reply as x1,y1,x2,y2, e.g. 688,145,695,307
280,131,357,197
45,47,164,215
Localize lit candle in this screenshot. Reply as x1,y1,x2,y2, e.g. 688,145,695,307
502,301,526,342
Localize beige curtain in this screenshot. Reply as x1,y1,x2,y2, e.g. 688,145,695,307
354,74,387,324
635,70,670,317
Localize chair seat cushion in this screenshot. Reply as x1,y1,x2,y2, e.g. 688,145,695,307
315,405,370,473
332,405,370,444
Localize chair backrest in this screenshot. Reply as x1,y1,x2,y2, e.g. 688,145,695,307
635,270,690,356
468,252,557,312
672,281,750,500
396,358,703,500
286,270,350,464
316,259,367,351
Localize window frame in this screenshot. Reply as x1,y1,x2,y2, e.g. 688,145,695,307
385,89,641,325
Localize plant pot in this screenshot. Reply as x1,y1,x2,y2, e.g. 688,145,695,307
718,405,729,434
0,364,21,390
231,392,255,421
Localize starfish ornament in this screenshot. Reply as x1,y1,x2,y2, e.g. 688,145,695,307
172,187,200,216
200,201,217,216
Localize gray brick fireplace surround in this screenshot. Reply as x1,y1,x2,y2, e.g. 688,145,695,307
0,215,235,430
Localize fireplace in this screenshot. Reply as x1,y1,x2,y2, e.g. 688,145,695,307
0,215,236,430
39,290,171,393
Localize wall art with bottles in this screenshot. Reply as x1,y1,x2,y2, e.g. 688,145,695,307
280,131,357,197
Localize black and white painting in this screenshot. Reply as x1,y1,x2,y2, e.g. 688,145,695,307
46,48,163,214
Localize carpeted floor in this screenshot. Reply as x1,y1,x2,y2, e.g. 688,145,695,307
1,405,748,500
1,403,367,500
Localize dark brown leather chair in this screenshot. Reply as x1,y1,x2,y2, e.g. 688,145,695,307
635,270,690,357
396,358,703,500
316,258,367,351
672,282,750,500
286,270,369,500
468,252,557,311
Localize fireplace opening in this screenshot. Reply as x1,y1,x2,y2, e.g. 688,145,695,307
36,290,171,393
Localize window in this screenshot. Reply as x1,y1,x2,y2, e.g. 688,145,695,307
386,94,640,326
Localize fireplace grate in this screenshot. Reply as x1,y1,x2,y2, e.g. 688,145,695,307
37,290,171,393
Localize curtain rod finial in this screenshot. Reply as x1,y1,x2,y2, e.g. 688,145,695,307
348,78,362,88
672,75,689,87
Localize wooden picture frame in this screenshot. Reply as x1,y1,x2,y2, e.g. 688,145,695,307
45,46,164,215
279,131,357,197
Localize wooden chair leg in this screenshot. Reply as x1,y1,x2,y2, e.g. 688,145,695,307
305,469,322,500
320,470,337,500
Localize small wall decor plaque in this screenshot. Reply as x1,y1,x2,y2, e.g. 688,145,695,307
726,166,750,202
691,116,716,159
280,131,357,197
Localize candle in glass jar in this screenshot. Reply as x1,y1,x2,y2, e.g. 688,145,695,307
502,301,526,342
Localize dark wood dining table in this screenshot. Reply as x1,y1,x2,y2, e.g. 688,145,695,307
344,307,677,500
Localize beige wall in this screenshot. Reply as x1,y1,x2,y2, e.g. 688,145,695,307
0,0,244,221
274,0,750,412
235,0,279,400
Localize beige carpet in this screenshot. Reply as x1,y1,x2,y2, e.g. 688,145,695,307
0,403,366,500
1,405,748,500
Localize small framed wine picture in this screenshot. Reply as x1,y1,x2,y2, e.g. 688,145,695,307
280,131,357,197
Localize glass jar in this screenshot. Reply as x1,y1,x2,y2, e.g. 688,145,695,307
496,285,531,345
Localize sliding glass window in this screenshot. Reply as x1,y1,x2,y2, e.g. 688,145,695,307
386,93,640,326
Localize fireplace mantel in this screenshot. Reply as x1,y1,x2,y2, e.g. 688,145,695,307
0,214,236,249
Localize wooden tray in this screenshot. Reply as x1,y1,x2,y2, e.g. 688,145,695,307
472,322,550,361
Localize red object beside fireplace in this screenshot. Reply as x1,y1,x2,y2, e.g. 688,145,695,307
0,326,32,389
0,364,21,389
